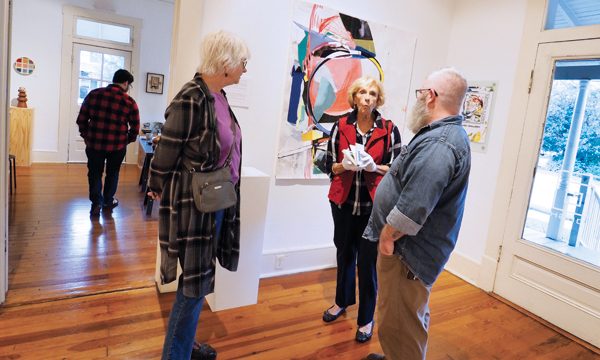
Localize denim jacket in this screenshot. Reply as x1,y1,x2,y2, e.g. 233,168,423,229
363,115,471,286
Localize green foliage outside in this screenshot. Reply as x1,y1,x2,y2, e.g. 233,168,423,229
541,80,600,176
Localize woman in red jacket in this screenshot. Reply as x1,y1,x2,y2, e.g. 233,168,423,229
324,76,402,343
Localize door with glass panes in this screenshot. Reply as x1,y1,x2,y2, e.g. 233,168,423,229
69,43,131,162
494,39,600,348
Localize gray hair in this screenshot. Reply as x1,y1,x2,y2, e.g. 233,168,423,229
347,76,386,110
196,30,251,76
427,67,468,113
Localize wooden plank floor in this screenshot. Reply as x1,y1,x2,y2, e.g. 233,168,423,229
7,164,158,306
2,163,600,359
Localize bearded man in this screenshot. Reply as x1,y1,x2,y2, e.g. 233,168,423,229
362,67,471,360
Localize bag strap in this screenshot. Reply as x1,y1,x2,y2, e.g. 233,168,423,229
223,113,236,167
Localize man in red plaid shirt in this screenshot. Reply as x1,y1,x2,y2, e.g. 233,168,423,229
77,69,140,215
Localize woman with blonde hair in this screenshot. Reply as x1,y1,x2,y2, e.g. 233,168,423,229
149,30,250,360
323,76,401,343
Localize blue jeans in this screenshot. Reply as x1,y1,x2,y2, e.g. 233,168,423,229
86,147,127,206
161,210,224,360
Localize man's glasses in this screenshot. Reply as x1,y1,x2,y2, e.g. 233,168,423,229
415,88,438,99
242,60,248,69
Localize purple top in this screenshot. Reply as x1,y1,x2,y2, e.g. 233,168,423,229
212,91,241,185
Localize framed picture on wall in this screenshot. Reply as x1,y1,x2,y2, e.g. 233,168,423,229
146,73,164,94
461,80,498,153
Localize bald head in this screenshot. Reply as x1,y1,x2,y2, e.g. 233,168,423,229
423,67,468,115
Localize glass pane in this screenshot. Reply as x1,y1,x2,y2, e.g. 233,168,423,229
79,50,102,79
102,54,125,81
546,0,600,30
76,19,131,44
523,59,600,267
78,79,102,105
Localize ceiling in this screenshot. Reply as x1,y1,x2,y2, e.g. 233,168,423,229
551,0,600,29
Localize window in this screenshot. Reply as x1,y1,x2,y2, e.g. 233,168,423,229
76,18,131,44
523,59,600,264
78,50,125,105
545,0,600,30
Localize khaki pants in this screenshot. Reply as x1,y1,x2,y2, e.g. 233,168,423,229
376,253,432,360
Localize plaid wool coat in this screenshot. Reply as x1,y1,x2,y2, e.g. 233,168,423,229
149,73,241,298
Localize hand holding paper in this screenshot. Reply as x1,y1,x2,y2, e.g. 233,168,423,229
341,150,363,171
357,151,377,172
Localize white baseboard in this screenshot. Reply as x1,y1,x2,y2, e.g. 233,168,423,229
32,150,61,163
477,254,499,292
260,245,337,278
32,149,139,164
444,250,482,287
259,246,492,292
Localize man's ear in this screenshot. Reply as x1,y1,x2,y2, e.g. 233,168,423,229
425,92,436,108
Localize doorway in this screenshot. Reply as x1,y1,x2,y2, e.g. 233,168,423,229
0,0,10,306
68,44,131,162
494,39,600,347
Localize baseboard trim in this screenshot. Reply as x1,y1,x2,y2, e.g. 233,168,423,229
260,245,336,278
32,150,61,163
444,250,481,287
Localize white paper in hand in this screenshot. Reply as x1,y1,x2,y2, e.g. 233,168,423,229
342,148,357,165
353,144,364,163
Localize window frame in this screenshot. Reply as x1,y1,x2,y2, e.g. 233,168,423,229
74,17,133,46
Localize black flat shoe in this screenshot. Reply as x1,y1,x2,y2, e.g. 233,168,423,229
355,321,374,343
322,305,346,322
363,354,386,360
191,341,217,360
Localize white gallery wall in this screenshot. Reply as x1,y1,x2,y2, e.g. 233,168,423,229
9,0,174,162
443,0,529,286
193,0,530,284
193,0,487,279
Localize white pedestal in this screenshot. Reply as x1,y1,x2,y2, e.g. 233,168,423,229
155,167,270,312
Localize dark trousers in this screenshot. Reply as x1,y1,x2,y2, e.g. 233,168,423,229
330,202,378,326
86,147,127,206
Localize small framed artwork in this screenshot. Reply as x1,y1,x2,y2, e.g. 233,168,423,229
14,57,35,75
461,80,498,153
146,73,164,94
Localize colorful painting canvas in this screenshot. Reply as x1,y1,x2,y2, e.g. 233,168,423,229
276,1,416,179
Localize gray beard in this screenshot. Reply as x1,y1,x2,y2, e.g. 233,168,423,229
407,96,430,134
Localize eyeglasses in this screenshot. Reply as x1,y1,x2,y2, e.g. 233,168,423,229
415,88,438,99
242,60,247,69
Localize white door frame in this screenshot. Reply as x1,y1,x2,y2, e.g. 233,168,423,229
56,5,142,165
494,39,600,347
0,0,11,306
479,0,600,292
477,0,600,347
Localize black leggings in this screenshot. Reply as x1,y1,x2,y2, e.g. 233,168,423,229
330,202,378,327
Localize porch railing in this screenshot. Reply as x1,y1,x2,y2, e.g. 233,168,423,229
579,182,600,252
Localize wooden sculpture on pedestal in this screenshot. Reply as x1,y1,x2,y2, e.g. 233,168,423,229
17,87,28,108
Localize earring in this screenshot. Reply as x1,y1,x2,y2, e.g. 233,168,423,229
225,73,228,77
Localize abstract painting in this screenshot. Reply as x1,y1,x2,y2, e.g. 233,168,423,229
461,82,497,153
276,1,416,179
